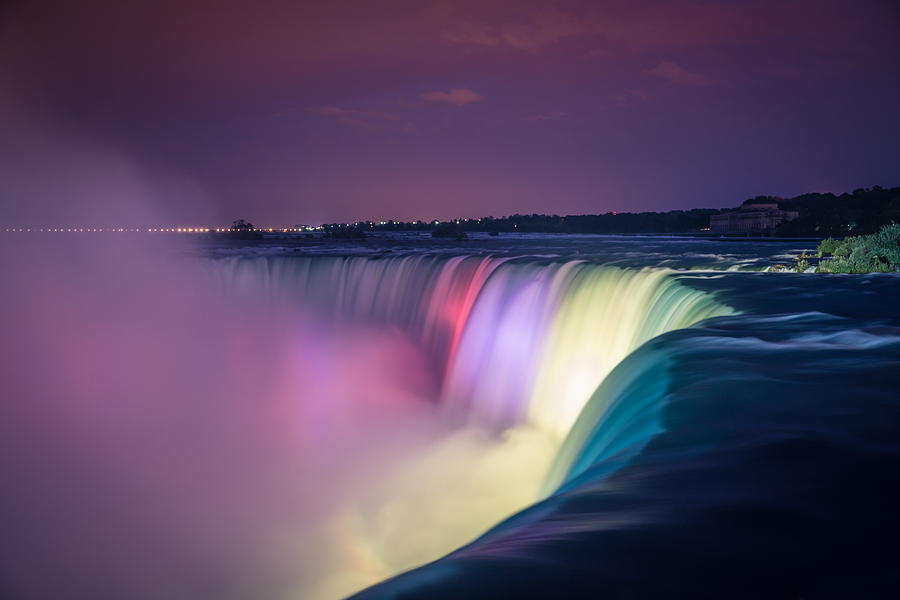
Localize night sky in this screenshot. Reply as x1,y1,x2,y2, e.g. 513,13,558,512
2,0,899,224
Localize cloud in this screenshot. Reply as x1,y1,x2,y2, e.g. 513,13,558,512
523,111,571,122
442,2,868,56
615,89,650,107
420,88,484,106
309,105,359,119
645,61,718,86
443,9,596,52
305,105,401,133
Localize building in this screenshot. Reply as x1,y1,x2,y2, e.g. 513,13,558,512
710,200,799,234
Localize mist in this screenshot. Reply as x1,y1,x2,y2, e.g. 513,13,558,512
0,104,559,599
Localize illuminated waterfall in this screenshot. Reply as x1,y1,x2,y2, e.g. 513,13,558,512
216,255,508,371
212,254,735,595
217,253,733,453
441,263,733,438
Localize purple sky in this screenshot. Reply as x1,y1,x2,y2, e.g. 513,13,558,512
2,0,899,224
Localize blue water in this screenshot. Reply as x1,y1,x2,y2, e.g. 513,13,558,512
201,231,817,271
5,233,899,600
284,238,900,599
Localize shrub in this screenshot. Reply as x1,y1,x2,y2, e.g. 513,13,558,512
815,223,900,273
817,257,853,273
867,222,900,264
832,239,855,258
817,237,841,257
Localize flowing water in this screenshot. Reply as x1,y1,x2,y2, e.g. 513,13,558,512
2,234,899,599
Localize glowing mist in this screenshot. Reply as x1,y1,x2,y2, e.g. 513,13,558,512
211,255,734,596
2,247,734,600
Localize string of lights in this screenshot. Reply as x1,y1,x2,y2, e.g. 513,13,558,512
2,226,326,233
1,220,480,233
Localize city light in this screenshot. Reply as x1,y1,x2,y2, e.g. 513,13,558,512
3,221,490,234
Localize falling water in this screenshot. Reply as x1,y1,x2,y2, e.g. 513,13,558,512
6,241,899,600
215,255,733,438
208,254,735,594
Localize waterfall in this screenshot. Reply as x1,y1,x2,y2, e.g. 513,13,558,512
214,254,734,448
7,240,898,600
209,254,735,595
